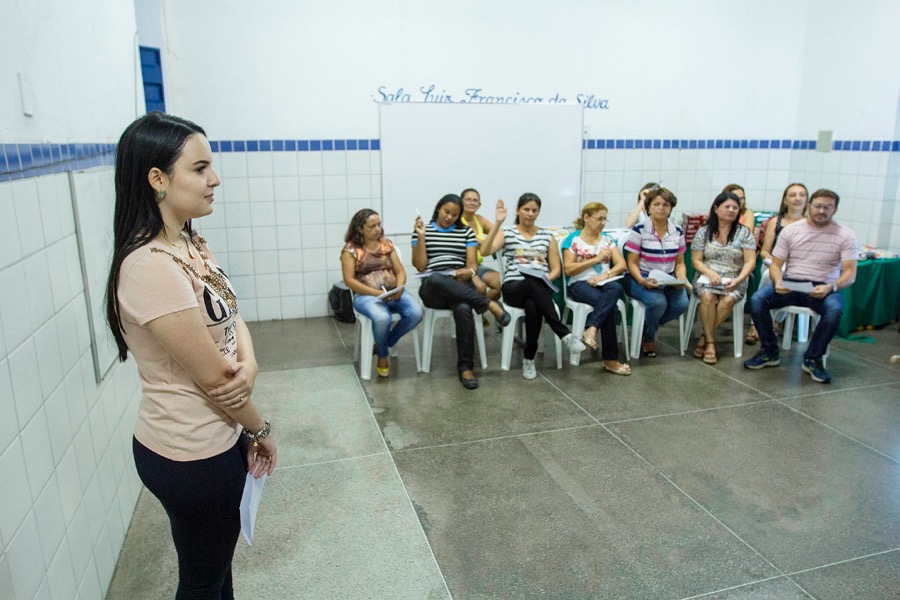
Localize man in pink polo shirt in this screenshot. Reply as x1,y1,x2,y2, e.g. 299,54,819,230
744,189,858,383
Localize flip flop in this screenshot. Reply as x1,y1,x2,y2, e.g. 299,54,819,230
581,335,599,351
703,344,717,365
603,362,632,376
744,329,759,345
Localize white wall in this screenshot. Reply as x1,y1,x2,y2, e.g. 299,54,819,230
0,0,141,141
0,1,145,599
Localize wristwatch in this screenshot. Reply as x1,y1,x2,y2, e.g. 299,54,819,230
831,283,838,293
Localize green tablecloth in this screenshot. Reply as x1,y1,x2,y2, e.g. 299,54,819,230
837,257,900,337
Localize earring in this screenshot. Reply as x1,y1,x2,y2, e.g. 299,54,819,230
156,190,166,201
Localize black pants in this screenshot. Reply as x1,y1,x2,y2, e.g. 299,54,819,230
502,275,570,360
134,437,247,600
419,274,489,372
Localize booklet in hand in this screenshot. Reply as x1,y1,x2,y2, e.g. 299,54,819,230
518,265,559,293
648,269,688,286
377,285,405,300
781,279,815,293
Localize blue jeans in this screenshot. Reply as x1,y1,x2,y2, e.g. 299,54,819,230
623,275,688,341
749,283,842,360
569,281,623,361
353,291,423,358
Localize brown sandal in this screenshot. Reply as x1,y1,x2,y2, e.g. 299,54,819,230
693,335,707,359
703,343,717,365
744,327,759,345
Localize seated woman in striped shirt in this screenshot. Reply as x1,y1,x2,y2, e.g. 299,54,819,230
481,193,586,380
413,194,511,390
622,186,690,357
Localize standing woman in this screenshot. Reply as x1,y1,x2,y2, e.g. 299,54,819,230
459,187,502,301
690,192,757,364
622,186,690,357
482,193,586,380
413,194,511,389
561,202,631,375
745,182,808,344
342,209,423,377
106,113,276,599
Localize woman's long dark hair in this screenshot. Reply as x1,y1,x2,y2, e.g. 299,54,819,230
105,112,205,361
430,194,464,227
344,208,379,247
515,192,542,224
705,192,745,244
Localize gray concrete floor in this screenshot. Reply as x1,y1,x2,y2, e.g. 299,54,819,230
108,316,900,599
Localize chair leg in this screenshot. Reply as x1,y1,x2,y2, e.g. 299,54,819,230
681,296,699,356
782,312,795,350
359,318,373,380
500,313,523,370
422,312,438,373
732,299,745,358
630,306,645,358
568,308,589,367
474,311,488,370
411,328,422,372
617,303,630,362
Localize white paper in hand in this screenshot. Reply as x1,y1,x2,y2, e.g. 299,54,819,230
648,269,689,286
240,472,267,545
781,280,815,293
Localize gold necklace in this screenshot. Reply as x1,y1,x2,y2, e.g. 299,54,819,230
150,235,238,312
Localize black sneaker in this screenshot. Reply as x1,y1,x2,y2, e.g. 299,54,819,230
743,350,781,369
801,358,831,383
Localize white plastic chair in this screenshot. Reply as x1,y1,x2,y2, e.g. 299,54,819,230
681,291,746,358
420,307,488,372
616,236,686,357
760,268,811,343
351,291,422,380
558,244,629,365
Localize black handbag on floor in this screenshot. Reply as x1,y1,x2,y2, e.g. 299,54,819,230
328,283,356,323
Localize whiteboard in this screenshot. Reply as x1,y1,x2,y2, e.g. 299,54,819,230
379,103,583,233
69,166,118,383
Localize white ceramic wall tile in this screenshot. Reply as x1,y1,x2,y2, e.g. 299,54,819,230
0,184,23,271
239,299,258,321
11,179,45,256
276,224,302,250
304,293,329,317
298,152,324,176
77,557,101,599
322,151,347,175
281,296,305,319
246,152,273,177
273,176,300,201
300,224,327,249
219,152,248,178
231,274,256,298
256,297,282,320
66,500,92,581
6,511,45,599
10,339,43,430
275,200,302,226
303,271,329,296
56,445,82,525
0,439,31,545
247,177,275,203
35,318,64,399
45,239,76,313
72,420,97,490
279,272,304,296
278,249,303,272
36,176,66,246
227,227,253,253
250,201,277,227
223,178,250,205
24,250,54,330
272,152,299,177
46,540,78,600
346,151,371,175
323,199,349,224
346,174,371,199
323,175,348,200
253,251,280,276
370,151,381,174
0,262,32,351
22,408,55,500
63,363,87,434
0,553,14,600
0,360,15,454
251,227,278,252
44,385,72,466
299,175,325,200
34,475,66,567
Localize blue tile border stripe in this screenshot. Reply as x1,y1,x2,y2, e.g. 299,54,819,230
2,138,897,181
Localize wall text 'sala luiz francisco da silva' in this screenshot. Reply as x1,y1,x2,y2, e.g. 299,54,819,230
373,85,610,109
